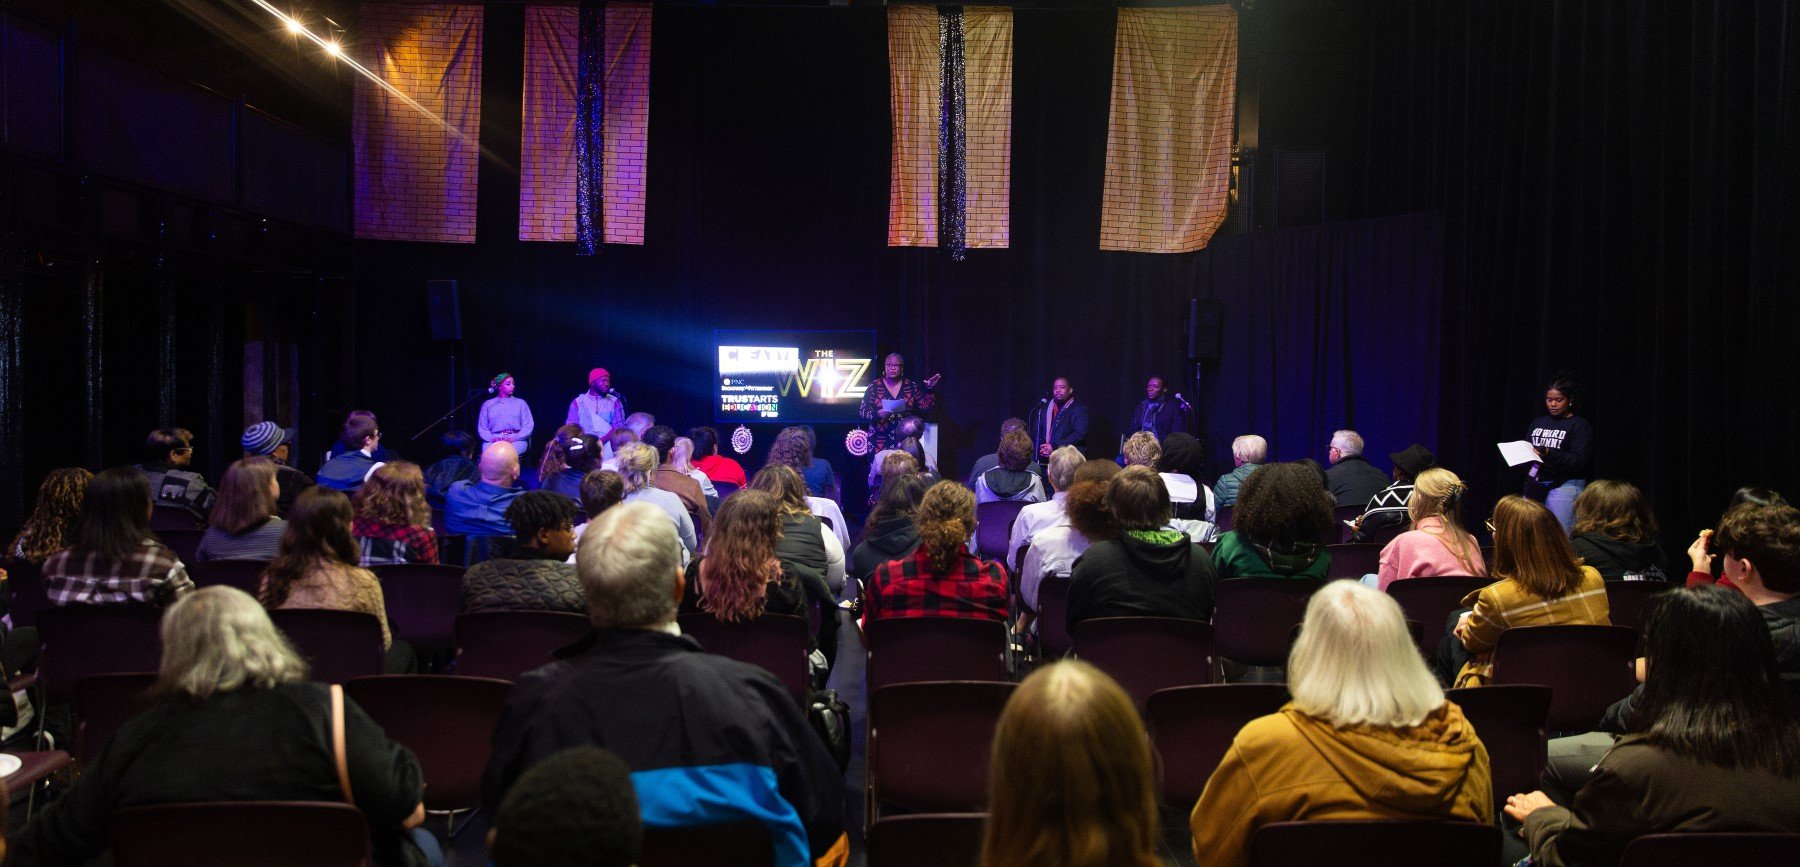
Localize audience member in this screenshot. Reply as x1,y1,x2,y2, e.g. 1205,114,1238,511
137,426,216,525
489,746,641,867
866,423,939,503
749,465,846,595
445,442,524,537
1121,431,1160,469
43,467,194,607
850,473,927,587
622,412,655,438
616,442,697,558
13,586,430,867
1446,495,1608,687
1018,461,1121,625
865,482,1009,623
668,436,720,502
974,429,1048,505
1569,480,1671,582
1190,581,1491,867
572,470,626,549
195,457,286,562
1353,443,1435,541
1508,585,1800,866
964,418,1036,487
240,420,314,515
1213,434,1266,507
462,491,582,614
478,372,535,455
538,426,598,506
480,502,847,862
565,368,625,442
686,426,747,487
687,490,839,667
769,427,835,498
259,487,395,652
423,430,479,508
1372,467,1486,590
1211,463,1333,581
1156,432,1217,522
1324,429,1390,507
641,426,712,541
324,410,399,463
980,661,1160,867
1066,466,1218,631
598,427,638,472
318,412,388,493
8,467,93,564
353,462,439,566
1008,446,1084,561
1687,486,1786,588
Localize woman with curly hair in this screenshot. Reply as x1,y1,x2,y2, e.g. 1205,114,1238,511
748,464,845,595
352,462,438,566
767,427,836,497
687,489,838,666
1570,480,1671,582
1211,462,1334,580
261,487,394,652
865,482,1008,623
9,468,93,564
196,458,286,562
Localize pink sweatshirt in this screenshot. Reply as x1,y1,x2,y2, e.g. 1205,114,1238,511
1376,517,1488,590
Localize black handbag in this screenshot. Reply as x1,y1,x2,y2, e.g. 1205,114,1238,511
806,688,852,772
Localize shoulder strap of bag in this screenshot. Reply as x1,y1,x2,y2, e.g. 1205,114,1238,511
329,683,355,803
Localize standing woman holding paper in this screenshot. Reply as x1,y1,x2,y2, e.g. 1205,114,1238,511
1524,374,1592,531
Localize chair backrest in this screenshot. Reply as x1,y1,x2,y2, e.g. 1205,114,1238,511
1603,580,1678,633
1036,574,1074,659
2,557,49,629
38,605,166,704
866,617,1009,693
454,610,591,681
111,801,371,867
639,821,774,867
1385,576,1493,652
677,613,810,704
186,559,271,596
1214,505,1233,531
1144,683,1290,808
1445,684,1550,816
1331,504,1365,543
148,509,203,532
1490,624,1641,731
75,672,159,767
1250,820,1500,867
870,682,1015,814
1211,578,1323,667
371,564,466,656
973,501,1028,561
713,480,741,501
436,533,466,570
1072,617,1213,710
155,529,206,565
342,674,512,812
1361,519,1408,546
867,813,987,867
463,534,514,568
1324,543,1381,580
267,609,386,684
1619,832,1800,867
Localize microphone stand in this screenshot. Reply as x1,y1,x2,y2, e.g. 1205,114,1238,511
412,388,488,442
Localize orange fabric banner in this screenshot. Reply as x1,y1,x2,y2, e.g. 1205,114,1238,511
1099,6,1238,253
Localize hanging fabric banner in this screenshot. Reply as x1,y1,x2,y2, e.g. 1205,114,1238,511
519,4,652,245
352,3,484,243
889,5,1011,252
574,2,606,255
1099,6,1238,253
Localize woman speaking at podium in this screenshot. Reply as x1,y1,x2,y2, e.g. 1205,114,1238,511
858,353,942,453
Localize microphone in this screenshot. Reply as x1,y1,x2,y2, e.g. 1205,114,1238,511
1038,397,1049,404
1174,392,1192,410
607,389,626,402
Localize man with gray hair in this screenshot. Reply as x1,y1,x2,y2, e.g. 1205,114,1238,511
482,502,847,863
1008,445,1085,565
1324,429,1391,507
1214,434,1266,507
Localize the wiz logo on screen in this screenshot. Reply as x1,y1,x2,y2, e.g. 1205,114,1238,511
777,349,869,399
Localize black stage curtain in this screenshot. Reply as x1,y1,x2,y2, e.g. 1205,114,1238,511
1361,0,1800,541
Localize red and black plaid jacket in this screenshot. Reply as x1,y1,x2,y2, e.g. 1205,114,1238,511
353,517,439,566
865,545,1009,623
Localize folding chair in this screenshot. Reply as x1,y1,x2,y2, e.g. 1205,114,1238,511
454,610,591,681
111,801,371,867
868,682,1015,820
267,609,385,684
865,617,1009,693
677,613,810,704
1144,683,1289,808
1490,624,1639,732
1072,617,1213,710
1250,820,1500,867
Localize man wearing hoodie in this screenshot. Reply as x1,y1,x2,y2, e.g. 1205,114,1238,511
1191,581,1492,867
1066,466,1218,632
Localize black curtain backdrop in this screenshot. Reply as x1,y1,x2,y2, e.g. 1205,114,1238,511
1361,0,1800,548
1195,212,1443,474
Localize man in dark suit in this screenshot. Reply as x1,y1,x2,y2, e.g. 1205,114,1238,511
1035,377,1090,459
1324,429,1391,507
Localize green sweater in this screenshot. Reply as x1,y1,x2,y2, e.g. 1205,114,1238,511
1211,530,1330,581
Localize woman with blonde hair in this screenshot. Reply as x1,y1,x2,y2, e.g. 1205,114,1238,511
981,661,1159,867
865,482,1008,623
667,436,721,502
1372,467,1486,590
8,468,93,564
13,586,432,866
1448,495,1609,687
688,490,838,666
196,457,286,562
353,461,439,566
1191,580,1492,867
615,442,697,558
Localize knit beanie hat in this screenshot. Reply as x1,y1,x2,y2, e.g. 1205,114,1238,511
241,421,290,455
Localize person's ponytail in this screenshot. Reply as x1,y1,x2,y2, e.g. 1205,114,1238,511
916,483,976,573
